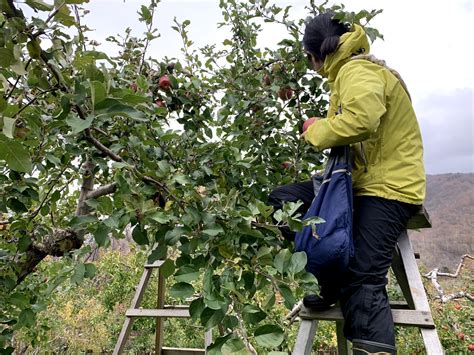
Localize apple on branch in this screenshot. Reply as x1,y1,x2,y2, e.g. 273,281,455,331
159,75,172,91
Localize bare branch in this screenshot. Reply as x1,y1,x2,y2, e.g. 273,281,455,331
424,254,474,303
4,59,32,100
84,129,124,162
85,183,117,200
75,161,96,216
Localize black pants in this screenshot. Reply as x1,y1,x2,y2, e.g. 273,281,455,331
268,183,418,345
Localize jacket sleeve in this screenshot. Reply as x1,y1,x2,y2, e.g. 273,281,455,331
304,62,387,150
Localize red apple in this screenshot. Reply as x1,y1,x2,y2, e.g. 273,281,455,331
278,86,293,101
303,117,316,132
458,332,465,340
130,82,138,92
282,161,292,169
454,303,461,310
159,75,172,91
155,99,165,108
263,73,271,86
468,344,474,351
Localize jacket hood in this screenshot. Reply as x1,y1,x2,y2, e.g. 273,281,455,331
320,24,370,85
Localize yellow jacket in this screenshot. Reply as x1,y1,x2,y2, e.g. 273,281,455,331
304,25,426,204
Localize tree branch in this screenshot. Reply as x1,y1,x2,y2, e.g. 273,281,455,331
29,163,70,219
4,59,32,100
84,128,124,162
75,161,96,216
424,255,474,303
85,183,117,200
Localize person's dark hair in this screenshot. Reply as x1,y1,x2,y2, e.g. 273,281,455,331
303,13,350,61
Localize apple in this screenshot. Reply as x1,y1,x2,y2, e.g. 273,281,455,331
303,117,316,132
282,161,292,169
159,75,172,91
454,303,461,310
155,99,165,108
278,86,293,101
130,82,138,92
263,73,271,86
468,344,474,351
458,333,465,340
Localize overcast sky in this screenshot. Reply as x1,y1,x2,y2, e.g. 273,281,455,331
81,0,473,175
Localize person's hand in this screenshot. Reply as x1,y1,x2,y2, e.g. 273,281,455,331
301,117,318,137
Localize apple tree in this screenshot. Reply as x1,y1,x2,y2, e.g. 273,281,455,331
0,0,382,352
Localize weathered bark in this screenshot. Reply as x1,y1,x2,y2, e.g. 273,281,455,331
13,162,97,287
14,229,82,285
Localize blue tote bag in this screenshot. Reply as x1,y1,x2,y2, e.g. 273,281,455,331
294,145,354,285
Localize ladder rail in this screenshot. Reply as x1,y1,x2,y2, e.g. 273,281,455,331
292,227,444,354
113,261,212,355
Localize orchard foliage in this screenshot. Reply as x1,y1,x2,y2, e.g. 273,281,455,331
0,0,383,352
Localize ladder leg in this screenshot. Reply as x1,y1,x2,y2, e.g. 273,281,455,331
293,319,318,355
397,231,444,355
204,329,213,351
336,320,350,355
155,268,166,354
392,246,415,309
114,267,154,355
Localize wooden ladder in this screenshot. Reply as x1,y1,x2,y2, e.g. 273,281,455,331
293,207,444,354
113,260,212,355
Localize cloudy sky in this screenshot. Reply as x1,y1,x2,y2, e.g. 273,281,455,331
82,0,473,174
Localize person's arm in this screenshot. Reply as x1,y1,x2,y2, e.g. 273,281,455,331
304,63,387,150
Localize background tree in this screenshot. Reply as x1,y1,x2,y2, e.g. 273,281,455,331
0,0,383,352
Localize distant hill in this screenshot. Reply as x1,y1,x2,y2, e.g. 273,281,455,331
409,173,474,272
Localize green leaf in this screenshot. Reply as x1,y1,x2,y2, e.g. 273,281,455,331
17,236,32,252
170,282,194,299
0,48,15,67
254,324,284,347
0,134,32,173
84,263,96,278
200,307,225,329
91,81,106,106
148,211,173,224
278,284,296,309
132,226,149,245
95,98,146,121
159,259,175,278
18,309,36,328
147,244,167,263
7,198,27,213
189,297,205,321
71,263,85,284
174,265,200,283
202,225,224,237
66,115,93,134
69,215,97,228
54,5,75,26
25,0,54,11
242,304,266,324
221,338,247,354
288,251,307,275
2,117,16,139
274,249,291,274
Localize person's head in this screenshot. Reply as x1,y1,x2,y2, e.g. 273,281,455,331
303,13,350,71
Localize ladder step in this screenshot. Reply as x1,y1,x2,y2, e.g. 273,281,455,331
162,347,205,355
299,307,435,328
126,308,190,318
144,260,165,268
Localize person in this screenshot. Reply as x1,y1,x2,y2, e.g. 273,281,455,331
268,13,426,354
